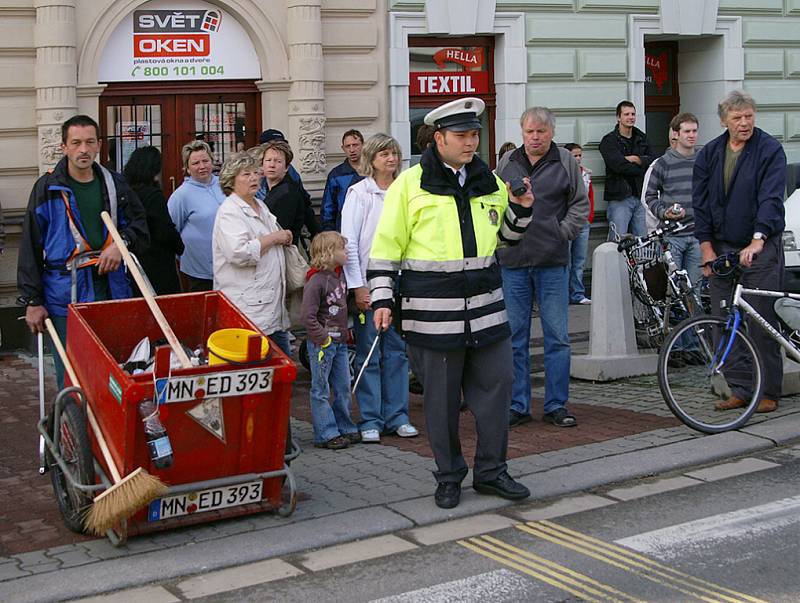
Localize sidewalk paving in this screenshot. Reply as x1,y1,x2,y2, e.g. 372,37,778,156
1,304,799,602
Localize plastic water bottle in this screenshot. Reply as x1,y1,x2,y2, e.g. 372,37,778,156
138,399,173,469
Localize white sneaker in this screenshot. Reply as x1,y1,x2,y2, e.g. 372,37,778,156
578,298,592,305
395,424,419,438
361,429,381,443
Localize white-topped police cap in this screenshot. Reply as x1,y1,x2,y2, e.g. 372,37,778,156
424,97,485,132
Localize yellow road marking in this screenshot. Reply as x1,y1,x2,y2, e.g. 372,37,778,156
516,520,768,603
537,520,768,603
459,536,640,603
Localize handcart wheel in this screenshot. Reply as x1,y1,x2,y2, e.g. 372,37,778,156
46,394,95,533
277,464,297,517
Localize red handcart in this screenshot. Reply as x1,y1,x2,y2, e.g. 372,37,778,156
37,290,298,546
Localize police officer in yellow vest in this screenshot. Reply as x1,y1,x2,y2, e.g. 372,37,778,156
368,98,534,509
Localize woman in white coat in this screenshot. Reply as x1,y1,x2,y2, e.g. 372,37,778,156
341,134,418,443
212,153,294,354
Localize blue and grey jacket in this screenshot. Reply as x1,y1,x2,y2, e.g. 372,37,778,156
17,157,148,316
320,160,363,231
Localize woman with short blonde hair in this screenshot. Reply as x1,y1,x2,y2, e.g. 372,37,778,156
168,139,225,292
212,152,294,354
340,133,418,443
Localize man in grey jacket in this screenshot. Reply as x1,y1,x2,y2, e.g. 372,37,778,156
497,107,590,428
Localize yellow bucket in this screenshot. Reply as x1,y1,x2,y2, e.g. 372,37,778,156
207,328,269,366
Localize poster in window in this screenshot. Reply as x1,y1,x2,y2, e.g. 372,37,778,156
645,47,673,97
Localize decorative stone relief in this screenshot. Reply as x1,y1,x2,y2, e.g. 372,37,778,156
297,116,326,174
40,127,63,167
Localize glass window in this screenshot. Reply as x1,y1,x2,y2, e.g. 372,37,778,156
192,101,246,171
105,104,163,173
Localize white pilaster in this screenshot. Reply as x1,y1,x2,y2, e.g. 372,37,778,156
287,0,326,183
34,0,78,173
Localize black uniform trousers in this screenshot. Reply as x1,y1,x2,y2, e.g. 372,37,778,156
407,337,513,484
710,235,784,401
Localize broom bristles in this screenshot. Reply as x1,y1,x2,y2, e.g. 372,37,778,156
84,467,168,535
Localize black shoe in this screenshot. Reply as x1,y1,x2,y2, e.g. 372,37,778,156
543,408,577,428
434,482,461,509
473,471,530,501
509,409,533,428
342,431,362,445
313,435,349,450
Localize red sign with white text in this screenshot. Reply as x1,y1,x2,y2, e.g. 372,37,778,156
134,33,210,57
432,48,484,70
409,71,489,96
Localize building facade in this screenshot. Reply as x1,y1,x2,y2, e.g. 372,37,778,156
0,0,388,346
1,0,799,348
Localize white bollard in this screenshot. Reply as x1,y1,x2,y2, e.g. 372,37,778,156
571,242,658,381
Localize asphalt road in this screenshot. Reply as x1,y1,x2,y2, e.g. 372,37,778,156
188,446,800,603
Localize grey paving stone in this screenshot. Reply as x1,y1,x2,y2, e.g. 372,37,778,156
684,457,781,482
387,490,512,526
741,411,800,445
605,476,703,501
78,539,130,561
50,549,98,569
13,551,51,568
512,493,616,521
23,561,61,575
0,562,30,582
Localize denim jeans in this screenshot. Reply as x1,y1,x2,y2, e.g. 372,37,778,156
607,195,647,240
666,235,702,290
501,265,571,416
267,329,291,357
568,222,591,303
353,310,410,433
307,340,357,444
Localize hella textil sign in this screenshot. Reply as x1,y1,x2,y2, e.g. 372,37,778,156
99,0,260,82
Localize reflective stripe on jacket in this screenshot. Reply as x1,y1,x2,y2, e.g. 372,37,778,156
367,147,531,351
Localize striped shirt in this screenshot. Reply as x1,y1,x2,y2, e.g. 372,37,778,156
644,148,695,234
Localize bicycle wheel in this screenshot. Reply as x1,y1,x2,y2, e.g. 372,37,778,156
632,296,665,349
657,315,762,433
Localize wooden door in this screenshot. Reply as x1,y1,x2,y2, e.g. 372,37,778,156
100,82,261,197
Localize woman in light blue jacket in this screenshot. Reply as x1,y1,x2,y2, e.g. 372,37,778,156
168,140,227,291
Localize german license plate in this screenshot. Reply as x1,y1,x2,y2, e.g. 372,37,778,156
155,368,273,404
148,480,263,521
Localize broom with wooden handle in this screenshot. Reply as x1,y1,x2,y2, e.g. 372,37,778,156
44,319,167,535
100,211,192,369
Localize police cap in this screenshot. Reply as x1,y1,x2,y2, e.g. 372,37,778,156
423,97,485,132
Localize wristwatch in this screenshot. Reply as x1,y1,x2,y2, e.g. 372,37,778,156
752,232,766,241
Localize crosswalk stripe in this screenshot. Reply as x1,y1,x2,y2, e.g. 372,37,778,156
459,536,640,603
517,520,768,603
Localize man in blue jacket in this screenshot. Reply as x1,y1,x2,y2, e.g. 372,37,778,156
694,90,787,414
320,129,363,231
18,114,148,387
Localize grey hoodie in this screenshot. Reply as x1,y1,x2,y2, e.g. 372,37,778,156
496,144,589,268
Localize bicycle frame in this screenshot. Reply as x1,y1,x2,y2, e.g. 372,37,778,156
720,284,800,365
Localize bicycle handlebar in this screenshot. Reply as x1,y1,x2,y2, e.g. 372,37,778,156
616,219,694,253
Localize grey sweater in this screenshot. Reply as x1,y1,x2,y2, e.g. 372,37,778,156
644,148,695,234
496,144,589,267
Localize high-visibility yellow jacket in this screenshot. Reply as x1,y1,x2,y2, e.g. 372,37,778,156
367,147,531,351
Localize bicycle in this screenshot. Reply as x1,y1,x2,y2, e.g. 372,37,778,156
657,252,797,433
616,220,702,349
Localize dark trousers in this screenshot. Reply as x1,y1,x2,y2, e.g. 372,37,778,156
407,337,513,484
711,236,784,400
182,273,213,293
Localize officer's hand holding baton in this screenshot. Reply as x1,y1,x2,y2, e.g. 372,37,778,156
506,177,534,208
373,307,392,332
